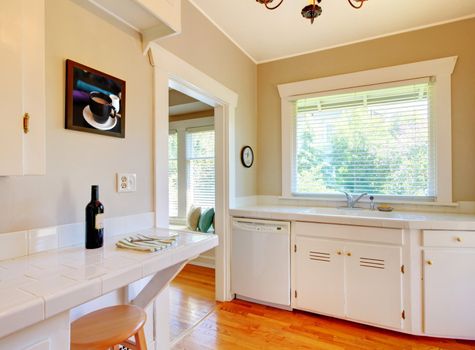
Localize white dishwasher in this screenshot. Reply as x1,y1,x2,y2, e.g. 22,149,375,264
231,218,291,308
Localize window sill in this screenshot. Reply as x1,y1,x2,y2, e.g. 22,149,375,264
168,223,216,234
278,195,459,208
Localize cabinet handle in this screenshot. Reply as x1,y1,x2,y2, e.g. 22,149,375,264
346,252,352,257
456,237,462,242
23,113,30,134
337,251,342,255
427,260,433,265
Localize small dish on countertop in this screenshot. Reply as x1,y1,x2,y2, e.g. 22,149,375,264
377,204,394,212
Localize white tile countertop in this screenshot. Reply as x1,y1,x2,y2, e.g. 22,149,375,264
0,228,218,339
230,205,475,230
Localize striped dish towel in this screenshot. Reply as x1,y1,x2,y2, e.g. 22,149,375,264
116,234,177,252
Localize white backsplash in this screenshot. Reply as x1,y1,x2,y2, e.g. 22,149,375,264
0,231,28,261
0,212,155,261
235,195,475,215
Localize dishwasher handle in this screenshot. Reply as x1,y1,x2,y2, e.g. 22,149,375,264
232,220,289,233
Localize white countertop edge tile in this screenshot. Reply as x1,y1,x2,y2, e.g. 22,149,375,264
42,278,103,319
0,296,45,338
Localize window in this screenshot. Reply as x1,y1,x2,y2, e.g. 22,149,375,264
279,57,457,203
186,127,215,209
168,118,215,221
168,131,178,217
294,81,434,200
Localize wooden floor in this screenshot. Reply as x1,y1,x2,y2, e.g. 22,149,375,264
170,264,216,341
171,265,475,350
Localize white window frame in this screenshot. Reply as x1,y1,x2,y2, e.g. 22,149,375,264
278,57,457,204
169,116,214,223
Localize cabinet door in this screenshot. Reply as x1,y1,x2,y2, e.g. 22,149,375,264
0,1,24,174
294,237,344,317
0,0,45,176
345,242,403,329
21,0,46,175
423,249,475,338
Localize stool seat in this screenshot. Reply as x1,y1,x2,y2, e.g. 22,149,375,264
71,305,147,350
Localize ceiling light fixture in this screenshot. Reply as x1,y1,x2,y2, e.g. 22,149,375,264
256,0,368,24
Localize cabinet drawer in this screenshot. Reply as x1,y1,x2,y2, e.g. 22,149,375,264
293,222,403,245
423,230,475,248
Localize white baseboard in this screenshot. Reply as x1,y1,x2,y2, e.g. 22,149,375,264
235,294,292,311
189,254,215,269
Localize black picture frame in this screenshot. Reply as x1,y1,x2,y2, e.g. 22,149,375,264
241,146,254,168
65,59,126,138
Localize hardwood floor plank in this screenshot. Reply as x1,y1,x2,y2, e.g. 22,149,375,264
171,265,475,350
170,264,216,341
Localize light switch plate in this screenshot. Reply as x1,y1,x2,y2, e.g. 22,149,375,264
117,173,136,193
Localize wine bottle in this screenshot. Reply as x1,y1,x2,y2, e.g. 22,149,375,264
85,185,104,249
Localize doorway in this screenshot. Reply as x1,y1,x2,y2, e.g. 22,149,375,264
149,43,238,348
167,88,217,341
150,43,238,305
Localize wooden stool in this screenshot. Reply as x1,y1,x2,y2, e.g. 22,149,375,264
71,305,147,350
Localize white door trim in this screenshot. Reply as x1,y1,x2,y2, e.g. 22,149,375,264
149,43,238,303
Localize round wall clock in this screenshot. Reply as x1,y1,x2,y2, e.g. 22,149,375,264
241,146,254,168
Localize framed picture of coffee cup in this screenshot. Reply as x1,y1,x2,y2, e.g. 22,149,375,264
65,59,126,138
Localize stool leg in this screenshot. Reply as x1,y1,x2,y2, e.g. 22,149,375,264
134,328,147,350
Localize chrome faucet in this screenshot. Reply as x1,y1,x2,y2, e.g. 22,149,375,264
340,191,368,208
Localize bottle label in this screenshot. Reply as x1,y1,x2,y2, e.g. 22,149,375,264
95,213,104,230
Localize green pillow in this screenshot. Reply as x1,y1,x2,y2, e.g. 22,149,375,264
198,208,214,233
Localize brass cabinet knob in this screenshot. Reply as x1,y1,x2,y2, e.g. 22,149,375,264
346,252,352,257
337,251,342,255
456,237,462,242
427,260,433,265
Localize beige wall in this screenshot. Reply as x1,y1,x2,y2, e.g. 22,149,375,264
0,0,154,233
5,0,470,234
257,18,475,201
0,0,258,234
159,0,258,198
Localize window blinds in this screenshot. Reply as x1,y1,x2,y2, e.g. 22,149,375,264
186,127,215,209
294,81,434,199
168,131,178,217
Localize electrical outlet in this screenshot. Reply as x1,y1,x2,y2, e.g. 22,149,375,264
117,173,136,193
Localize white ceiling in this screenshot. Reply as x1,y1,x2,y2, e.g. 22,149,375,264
189,0,475,63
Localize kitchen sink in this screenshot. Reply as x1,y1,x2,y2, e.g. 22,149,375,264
337,206,366,210
301,206,405,219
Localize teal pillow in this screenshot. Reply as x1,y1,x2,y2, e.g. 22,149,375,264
198,208,214,233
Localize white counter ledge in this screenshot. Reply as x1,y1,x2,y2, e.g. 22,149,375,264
0,228,218,340
230,205,475,230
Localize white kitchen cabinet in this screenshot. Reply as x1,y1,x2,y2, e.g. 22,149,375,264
423,248,475,338
0,0,45,176
294,237,345,317
86,0,181,46
294,223,404,330
0,312,68,350
345,242,403,329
